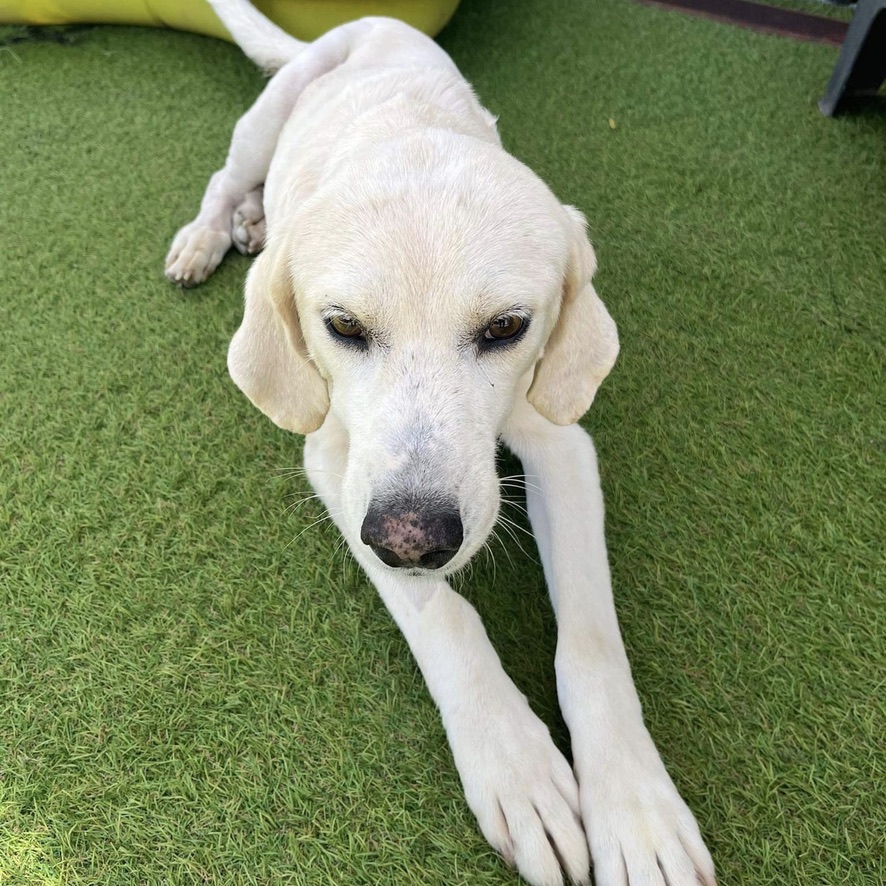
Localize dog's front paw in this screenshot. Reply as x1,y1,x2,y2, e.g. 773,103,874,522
448,689,590,886
576,731,716,886
164,222,231,287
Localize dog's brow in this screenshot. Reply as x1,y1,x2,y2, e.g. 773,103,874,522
471,296,533,321
321,302,380,325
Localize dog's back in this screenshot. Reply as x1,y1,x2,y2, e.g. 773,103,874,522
208,4,501,230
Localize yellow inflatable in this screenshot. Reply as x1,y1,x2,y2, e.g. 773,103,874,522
0,0,461,41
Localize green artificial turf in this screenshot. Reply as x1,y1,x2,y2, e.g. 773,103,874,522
1,1,883,883
763,0,855,23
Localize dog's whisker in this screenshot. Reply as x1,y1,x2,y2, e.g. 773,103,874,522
272,464,343,476
271,466,345,481
283,490,340,504
283,500,308,517
499,498,529,517
481,538,497,584
500,470,543,484
498,474,543,495
497,529,535,565
496,512,535,541
332,533,354,572
282,492,340,517
281,511,340,552
283,491,325,504
270,468,312,481
477,360,496,389
494,516,536,562
489,526,517,571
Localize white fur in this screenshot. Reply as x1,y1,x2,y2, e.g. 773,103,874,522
167,4,715,885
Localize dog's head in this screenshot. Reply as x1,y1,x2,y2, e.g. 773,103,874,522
228,134,618,574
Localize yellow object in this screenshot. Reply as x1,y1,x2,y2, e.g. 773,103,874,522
0,0,462,41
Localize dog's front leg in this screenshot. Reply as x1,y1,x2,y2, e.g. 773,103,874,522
503,401,716,886
304,417,590,886
165,28,348,286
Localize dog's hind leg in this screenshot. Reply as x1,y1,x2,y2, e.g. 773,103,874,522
164,27,350,286
232,186,265,256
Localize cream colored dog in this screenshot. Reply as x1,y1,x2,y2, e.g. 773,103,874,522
166,2,716,884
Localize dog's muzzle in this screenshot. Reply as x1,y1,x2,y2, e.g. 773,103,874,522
360,500,463,570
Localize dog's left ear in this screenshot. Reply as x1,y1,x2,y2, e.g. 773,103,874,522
528,205,619,425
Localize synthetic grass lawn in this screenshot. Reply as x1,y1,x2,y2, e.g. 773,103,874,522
1,0,883,883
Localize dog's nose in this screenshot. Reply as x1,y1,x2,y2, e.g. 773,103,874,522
360,503,463,570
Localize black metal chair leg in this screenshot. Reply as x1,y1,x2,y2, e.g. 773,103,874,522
819,0,886,116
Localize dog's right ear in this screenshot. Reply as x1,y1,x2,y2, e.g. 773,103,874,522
227,238,329,435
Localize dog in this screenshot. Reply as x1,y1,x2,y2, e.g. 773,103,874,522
165,2,716,884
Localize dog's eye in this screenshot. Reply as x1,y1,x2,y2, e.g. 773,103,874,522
483,314,526,343
327,314,365,341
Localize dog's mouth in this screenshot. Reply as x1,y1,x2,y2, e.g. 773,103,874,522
370,550,474,579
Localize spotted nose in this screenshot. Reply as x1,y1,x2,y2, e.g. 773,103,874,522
360,502,463,570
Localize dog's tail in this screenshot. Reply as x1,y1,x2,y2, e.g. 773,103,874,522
207,0,307,73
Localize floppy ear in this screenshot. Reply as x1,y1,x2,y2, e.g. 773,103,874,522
227,236,329,435
527,205,619,425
